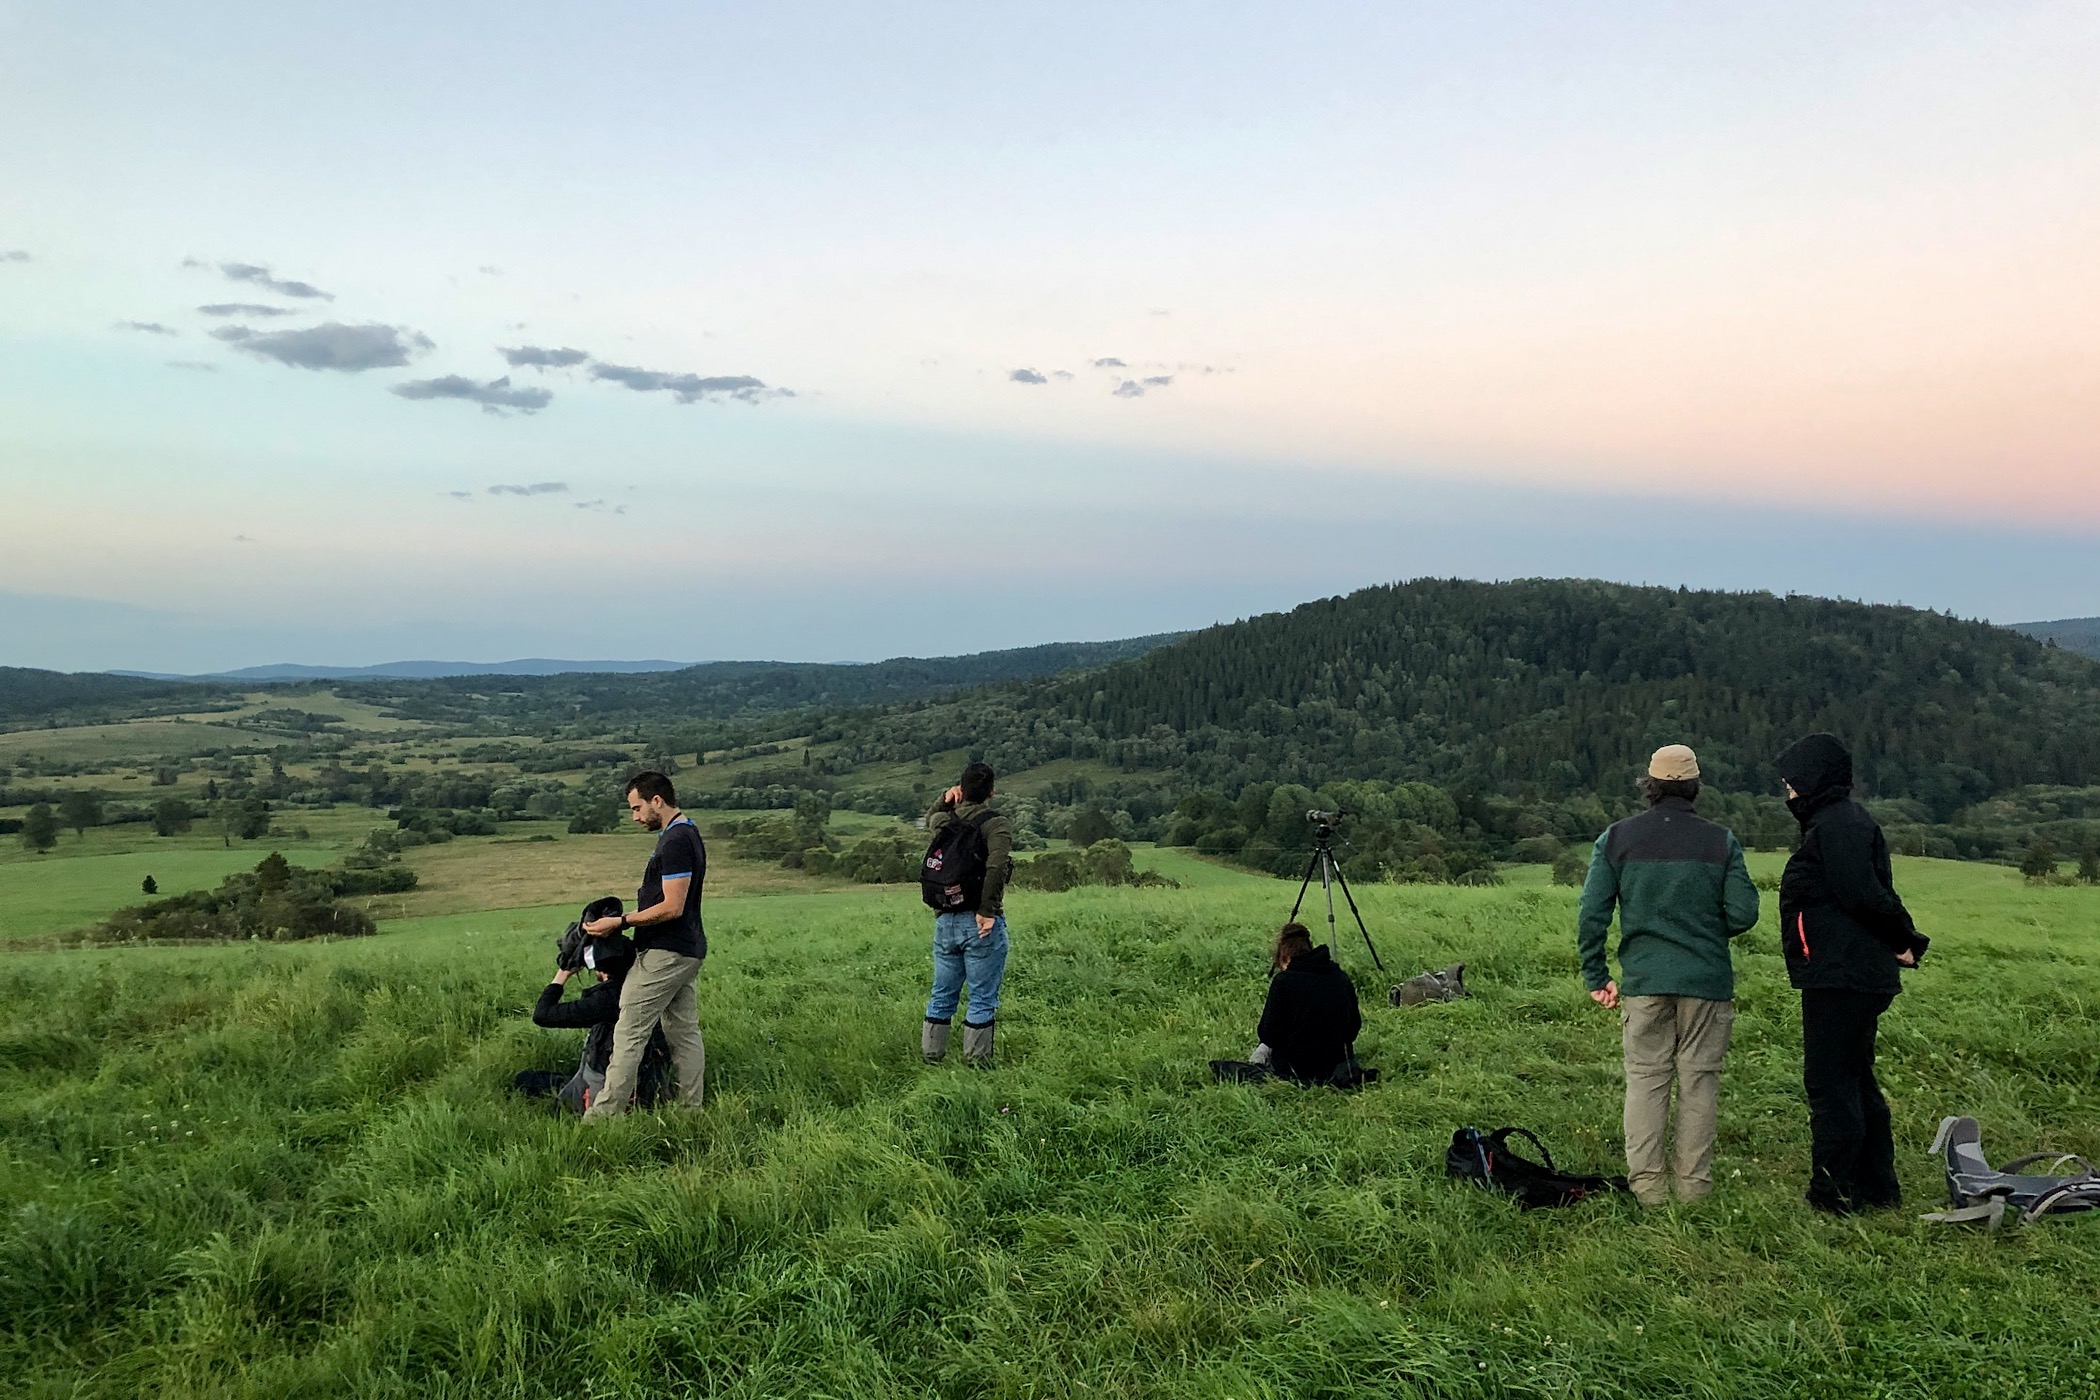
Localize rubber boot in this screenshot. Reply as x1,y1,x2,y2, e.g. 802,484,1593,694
922,1018,951,1064
963,1020,995,1068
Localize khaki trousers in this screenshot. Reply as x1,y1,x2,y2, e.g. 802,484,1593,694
585,948,706,1117
1620,995,1734,1204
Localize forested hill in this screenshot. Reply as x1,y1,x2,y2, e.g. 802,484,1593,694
2013,617,2100,660
337,633,1189,729
816,580,2100,817
0,668,236,728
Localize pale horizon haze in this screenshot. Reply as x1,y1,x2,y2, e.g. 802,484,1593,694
4,2,2097,672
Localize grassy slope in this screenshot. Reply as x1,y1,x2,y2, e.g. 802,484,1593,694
3,858,2097,1398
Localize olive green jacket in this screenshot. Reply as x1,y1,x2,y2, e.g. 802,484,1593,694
926,798,1016,916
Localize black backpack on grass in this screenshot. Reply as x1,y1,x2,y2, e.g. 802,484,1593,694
921,810,996,912
1447,1125,1629,1209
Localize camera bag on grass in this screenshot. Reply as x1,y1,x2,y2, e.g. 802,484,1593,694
1447,1125,1629,1209
922,809,997,912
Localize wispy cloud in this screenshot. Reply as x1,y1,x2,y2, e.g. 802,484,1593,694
166,360,218,372
210,261,334,300
391,374,552,414
488,481,568,497
478,265,504,276
211,322,432,372
446,490,473,500
1144,375,1173,388
198,302,297,318
1112,379,1146,398
1009,368,1048,385
115,320,179,336
588,361,786,403
1092,357,1127,368
1,249,30,263
500,344,590,369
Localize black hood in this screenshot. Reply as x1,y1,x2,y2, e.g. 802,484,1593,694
584,931,636,982
1776,732,1852,819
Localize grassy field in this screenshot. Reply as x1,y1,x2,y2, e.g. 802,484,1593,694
4,848,2098,1399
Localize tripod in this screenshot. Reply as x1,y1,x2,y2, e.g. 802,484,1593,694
1288,817,1385,972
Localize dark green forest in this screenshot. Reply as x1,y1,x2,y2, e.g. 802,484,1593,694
774,580,2100,875
804,580,2099,798
11,581,2100,880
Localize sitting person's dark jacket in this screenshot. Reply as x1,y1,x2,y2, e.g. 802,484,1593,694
514,932,670,1112
1257,923,1363,1082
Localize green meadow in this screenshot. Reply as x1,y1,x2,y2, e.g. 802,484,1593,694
4,845,2098,1399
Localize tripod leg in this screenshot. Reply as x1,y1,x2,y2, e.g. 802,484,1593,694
1288,847,1322,925
1329,859,1386,972
1322,852,1342,955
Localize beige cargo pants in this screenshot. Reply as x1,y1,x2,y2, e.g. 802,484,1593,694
1621,995,1734,1205
584,948,707,1117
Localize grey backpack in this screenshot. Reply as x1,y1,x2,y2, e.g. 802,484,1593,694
1921,1115,2100,1228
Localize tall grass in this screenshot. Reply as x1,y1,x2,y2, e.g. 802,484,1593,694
3,859,2097,1398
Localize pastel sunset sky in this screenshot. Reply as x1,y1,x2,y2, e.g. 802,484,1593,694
4,2,2096,670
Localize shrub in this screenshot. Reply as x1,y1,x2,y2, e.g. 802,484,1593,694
1012,840,1178,892
1551,847,1590,887
90,852,384,943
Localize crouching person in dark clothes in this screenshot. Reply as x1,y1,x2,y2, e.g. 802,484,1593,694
1775,732,1929,1214
1213,923,1370,1086
512,929,672,1113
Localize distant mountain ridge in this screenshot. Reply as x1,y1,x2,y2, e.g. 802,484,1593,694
2010,617,2100,660
112,658,695,681
3,634,1190,730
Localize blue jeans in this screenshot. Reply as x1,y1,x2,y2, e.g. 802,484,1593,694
925,913,1009,1025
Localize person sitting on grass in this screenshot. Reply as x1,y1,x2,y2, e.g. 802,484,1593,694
512,926,670,1114
1212,922,1370,1086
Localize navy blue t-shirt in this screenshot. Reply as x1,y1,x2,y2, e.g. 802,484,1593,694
636,816,706,959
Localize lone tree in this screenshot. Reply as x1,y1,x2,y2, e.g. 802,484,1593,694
142,875,159,895
59,789,103,838
20,802,58,854
152,796,194,837
1065,807,1116,849
2080,842,2100,886
2020,839,2058,883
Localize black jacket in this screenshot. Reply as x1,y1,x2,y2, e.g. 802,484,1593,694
1257,944,1362,1082
534,978,625,1073
1775,734,1928,996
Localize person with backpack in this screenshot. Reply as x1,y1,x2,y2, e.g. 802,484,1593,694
920,763,1014,1067
1578,744,1761,1206
1775,732,1928,1214
512,926,673,1113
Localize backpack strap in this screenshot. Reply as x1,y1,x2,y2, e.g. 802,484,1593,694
2025,1182,2100,1221
1920,1200,2008,1230
1997,1152,2098,1177
1492,1127,1557,1174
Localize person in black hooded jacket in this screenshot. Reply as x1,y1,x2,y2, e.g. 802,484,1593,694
1774,732,1929,1213
1255,922,1364,1082
513,931,671,1114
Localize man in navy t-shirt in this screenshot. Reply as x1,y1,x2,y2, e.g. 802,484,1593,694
580,770,709,1114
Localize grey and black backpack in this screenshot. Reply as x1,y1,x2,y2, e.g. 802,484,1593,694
1921,1116,2100,1228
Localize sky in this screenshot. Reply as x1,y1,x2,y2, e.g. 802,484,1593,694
3,1,2097,672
